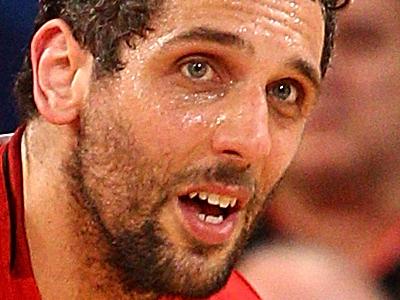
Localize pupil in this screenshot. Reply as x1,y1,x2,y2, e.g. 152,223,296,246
189,62,207,78
275,84,291,100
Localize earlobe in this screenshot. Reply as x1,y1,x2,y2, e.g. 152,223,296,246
31,19,93,125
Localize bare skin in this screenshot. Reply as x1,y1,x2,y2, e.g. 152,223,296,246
22,0,324,298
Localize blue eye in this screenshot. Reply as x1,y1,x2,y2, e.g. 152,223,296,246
268,81,299,104
181,61,214,80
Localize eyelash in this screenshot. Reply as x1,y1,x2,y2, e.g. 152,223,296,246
267,79,311,118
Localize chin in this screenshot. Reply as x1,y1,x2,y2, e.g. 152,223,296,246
104,220,244,298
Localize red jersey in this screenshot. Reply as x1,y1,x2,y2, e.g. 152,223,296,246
0,127,261,300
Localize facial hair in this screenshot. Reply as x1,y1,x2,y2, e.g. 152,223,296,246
66,108,277,298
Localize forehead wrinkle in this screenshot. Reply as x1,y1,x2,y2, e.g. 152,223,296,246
165,26,256,54
240,0,309,24
219,1,321,41
245,14,304,40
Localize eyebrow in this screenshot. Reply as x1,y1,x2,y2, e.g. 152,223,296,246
164,27,321,88
164,26,255,54
286,58,321,89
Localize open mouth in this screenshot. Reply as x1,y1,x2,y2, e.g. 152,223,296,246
179,192,239,225
176,188,246,245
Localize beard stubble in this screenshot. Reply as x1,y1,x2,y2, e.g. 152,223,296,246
65,109,277,298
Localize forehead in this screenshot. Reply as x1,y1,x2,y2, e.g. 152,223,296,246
150,0,324,71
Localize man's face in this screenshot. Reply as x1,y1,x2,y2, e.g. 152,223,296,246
71,0,323,296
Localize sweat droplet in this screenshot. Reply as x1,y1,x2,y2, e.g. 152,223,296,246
215,115,227,126
284,35,294,45
182,113,204,127
289,1,299,9
238,26,248,33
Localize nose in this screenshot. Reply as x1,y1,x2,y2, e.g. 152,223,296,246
212,85,271,167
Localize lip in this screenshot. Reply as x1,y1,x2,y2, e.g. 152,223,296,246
174,183,251,245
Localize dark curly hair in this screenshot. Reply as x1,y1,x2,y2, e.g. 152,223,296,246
14,0,350,121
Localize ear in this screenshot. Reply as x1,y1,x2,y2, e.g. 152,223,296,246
31,19,93,125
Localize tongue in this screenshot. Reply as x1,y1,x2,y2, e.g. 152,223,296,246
200,201,223,216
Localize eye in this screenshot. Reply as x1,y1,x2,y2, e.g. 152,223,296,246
181,60,215,81
267,80,299,104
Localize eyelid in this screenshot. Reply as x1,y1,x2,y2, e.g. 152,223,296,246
268,78,303,101
176,54,217,69
266,78,311,119
176,54,227,83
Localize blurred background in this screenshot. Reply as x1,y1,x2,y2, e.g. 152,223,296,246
0,0,37,134
1,0,399,299
243,0,400,298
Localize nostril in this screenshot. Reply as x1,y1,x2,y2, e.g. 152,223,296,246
222,149,242,157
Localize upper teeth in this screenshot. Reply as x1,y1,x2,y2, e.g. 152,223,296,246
189,192,238,208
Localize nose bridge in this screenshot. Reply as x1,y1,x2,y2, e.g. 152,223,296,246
212,83,271,164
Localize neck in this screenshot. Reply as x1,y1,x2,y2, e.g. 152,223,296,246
22,121,157,300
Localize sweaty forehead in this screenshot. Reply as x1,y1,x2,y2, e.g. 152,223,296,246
155,0,324,70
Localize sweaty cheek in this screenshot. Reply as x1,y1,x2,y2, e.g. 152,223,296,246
131,107,210,162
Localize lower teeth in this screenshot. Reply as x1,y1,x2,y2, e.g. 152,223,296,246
198,214,224,225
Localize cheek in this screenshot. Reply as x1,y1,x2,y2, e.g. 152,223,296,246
130,110,211,157
107,69,218,153
261,121,304,188
123,102,225,170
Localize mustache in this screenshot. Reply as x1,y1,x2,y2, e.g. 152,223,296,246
170,162,255,191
